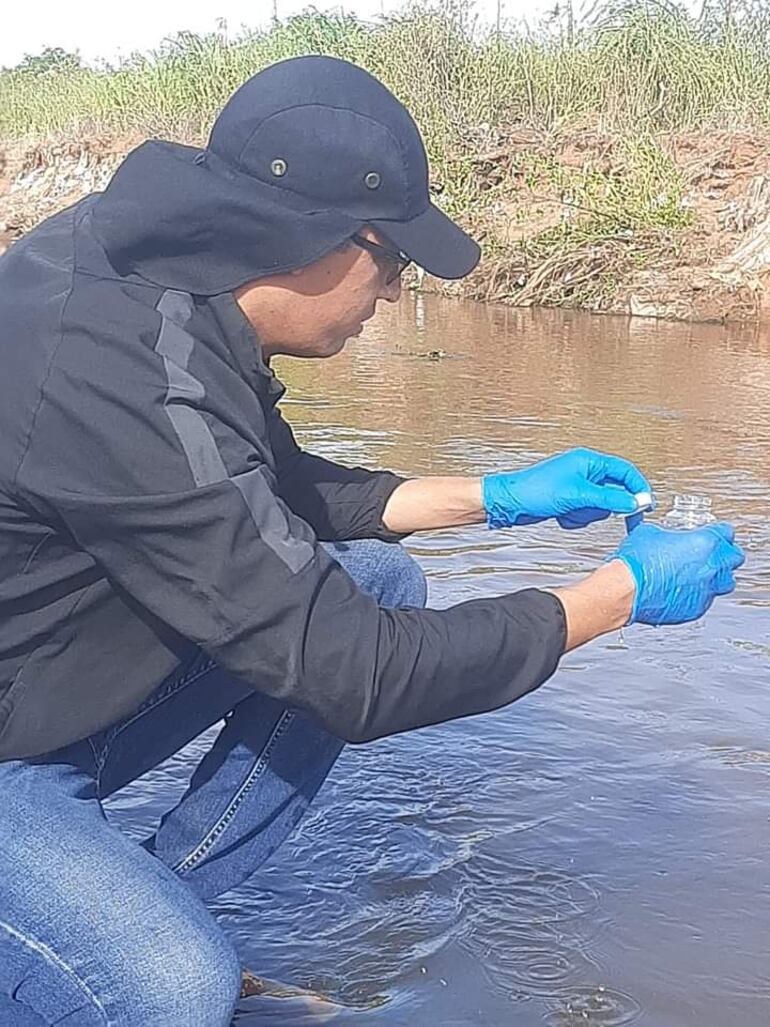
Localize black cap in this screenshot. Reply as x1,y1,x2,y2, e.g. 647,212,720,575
208,56,480,280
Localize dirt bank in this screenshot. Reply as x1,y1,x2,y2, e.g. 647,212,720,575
3,129,770,323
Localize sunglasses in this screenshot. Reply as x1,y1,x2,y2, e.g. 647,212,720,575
351,234,412,285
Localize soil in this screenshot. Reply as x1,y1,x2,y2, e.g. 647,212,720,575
3,129,770,323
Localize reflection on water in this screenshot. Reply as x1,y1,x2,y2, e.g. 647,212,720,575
107,296,770,1026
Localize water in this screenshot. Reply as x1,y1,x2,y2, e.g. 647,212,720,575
106,295,770,1026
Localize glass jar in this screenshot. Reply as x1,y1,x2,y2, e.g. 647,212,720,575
662,494,716,530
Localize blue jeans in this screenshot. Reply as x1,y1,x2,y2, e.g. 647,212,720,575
0,540,427,1027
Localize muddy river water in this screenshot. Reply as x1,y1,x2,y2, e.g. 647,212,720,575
107,295,770,1026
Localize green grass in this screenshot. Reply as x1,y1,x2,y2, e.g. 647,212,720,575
5,5,770,152
3,1,767,307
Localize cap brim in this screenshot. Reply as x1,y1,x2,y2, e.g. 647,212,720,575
371,202,480,280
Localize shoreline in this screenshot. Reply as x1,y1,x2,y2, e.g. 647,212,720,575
2,128,770,325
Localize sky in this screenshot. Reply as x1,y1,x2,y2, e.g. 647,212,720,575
1,0,556,68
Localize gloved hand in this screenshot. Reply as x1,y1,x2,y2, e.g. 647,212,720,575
482,448,652,530
613,521,745,625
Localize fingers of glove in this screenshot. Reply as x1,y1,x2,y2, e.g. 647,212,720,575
712,565,737,596
558,508,611,529
706,521,736,545
704,525,745,571
731,541,747,570
579,482,640,515
591,452,652,496
715,539,746,575
701,592,718,618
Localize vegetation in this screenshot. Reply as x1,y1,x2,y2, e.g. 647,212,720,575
3,0,770,308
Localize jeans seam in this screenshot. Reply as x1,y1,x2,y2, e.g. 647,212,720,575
87,735,102,776
93,658,217,785
0,916,110,1026
172,709,296,874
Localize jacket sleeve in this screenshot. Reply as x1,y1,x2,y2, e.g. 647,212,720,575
268,405,407,542
20,335,567,744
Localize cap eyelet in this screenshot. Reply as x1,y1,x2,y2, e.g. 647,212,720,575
270,158,288,177
364,171,381,190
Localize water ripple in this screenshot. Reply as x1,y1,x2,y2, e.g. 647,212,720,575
544,986,642,1026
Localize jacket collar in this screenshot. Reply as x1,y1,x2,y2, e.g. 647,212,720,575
207,292,285,406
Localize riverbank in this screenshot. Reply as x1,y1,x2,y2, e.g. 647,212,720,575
4,126,769,322
4,6,770,322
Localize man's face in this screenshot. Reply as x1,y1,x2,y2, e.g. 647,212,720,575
234,226,405,360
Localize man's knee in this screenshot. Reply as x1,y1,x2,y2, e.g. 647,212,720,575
0,907,240,1027
375,542,428,609
110,919,241,1027
324,539,427,609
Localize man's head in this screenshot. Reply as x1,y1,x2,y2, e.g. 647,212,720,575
210,54,480,358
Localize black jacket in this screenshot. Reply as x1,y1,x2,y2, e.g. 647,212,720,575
0,151,566,760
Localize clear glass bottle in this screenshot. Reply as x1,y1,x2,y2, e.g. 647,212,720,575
662,494,717,530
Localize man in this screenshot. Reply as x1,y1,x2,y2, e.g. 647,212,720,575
0,56,743,1025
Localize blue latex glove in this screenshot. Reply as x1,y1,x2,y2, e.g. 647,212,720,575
482,448,652,530
614,521,745,625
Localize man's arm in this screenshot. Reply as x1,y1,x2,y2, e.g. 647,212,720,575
269,407,407,541
271,406,482,539
383,477,484,533
383,449,654,534
549,560,635,651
